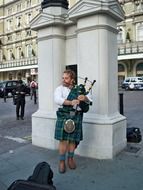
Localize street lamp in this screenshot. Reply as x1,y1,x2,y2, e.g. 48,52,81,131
41,0,69,9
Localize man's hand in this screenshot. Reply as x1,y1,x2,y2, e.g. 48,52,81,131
78,95,88,102
71,99,80,106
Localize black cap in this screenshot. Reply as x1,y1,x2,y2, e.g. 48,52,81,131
41,0,69,10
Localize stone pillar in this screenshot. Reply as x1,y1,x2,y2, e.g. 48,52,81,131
30,0,127,159
30,0,68,149
68,0,126,159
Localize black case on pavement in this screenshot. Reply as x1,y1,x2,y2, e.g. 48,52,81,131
127,127,142,143
7,179,56,190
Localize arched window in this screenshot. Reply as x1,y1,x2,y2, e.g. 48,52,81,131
26,44,32,57
17,47,21,59
0,49,2,62
117,28,123,43
118,64,125,72
136,63,143,76
8,72,13,80
8,49,12,60
136,23,143,41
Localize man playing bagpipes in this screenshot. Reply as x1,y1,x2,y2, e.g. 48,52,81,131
54,69,95,174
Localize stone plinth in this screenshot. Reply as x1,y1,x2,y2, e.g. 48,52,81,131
30,0,126,159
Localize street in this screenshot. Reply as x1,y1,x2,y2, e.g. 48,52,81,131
0,90,143,155
0,96,38,154
0,90,143,190
123,90,143,132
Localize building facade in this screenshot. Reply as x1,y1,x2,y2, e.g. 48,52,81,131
118,0,143,86
0,0,143,86
0,0,42,83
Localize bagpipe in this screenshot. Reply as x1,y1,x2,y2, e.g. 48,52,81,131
63,77,96,133
75,77,96,113
62,77,96,113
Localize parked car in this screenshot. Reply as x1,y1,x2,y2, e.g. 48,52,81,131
0,80,30,98
121,77,143,90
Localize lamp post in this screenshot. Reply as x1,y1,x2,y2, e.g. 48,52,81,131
41,0,69,9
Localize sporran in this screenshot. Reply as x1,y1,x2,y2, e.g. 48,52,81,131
64,119,75,133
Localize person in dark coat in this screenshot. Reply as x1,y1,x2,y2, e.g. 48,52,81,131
15,80,26,120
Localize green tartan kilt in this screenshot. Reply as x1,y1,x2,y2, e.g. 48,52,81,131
54,110,83,143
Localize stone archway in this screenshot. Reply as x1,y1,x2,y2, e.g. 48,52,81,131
17,72,22,80
8,72,13,80
118,63,125,88
136,62,143,76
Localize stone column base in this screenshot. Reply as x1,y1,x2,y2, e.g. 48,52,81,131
32,111,126,159
32,110,58,150
76,114,127,159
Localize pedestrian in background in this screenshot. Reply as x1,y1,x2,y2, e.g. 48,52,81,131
3,87,6,103
14,80,26,120
30,79,38,104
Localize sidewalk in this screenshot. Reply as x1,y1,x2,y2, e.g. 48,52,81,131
0,142,143,190
0,91,143,190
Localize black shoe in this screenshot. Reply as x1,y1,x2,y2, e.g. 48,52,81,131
59,160,66,174
17,117,19,120
21,117,24,120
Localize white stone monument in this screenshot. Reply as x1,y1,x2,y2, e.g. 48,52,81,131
30,0,126,159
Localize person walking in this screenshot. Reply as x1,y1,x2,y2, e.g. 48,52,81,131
15,80,26,120
30,79,38,104
3,87,6,103
54,70,91,174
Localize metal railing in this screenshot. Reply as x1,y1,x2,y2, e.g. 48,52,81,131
0,57,38,69
118,41,143,55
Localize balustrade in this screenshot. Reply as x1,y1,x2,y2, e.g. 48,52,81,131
0,57,38,69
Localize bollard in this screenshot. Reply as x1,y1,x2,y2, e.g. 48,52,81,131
3,89,6,103
119,92,124,115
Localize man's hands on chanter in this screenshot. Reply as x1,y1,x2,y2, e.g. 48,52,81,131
64,95,88,106
70,95,88,106
64,95,89,106
78,95,88,102
71,99,80,106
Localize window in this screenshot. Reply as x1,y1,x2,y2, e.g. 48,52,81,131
16,32,21,40
26,0,31,8
17,47,22,59
12,81,17,87
125,79,130,82
7,20,13,31
7,35,12,41
17,4,21,12
0,49,2,62
7,82,12,87
26,30,32,36
16,17,21,27
117,28,123,43
136,23,143,41
131,78,136,82
118,64,125,72
26,13,32,24
27,44,32,57
9,50,15,60
7,8,12,15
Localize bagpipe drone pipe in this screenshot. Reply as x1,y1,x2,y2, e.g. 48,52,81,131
75,77,96,113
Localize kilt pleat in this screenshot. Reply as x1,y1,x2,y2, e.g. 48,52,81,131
54,111,83,143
